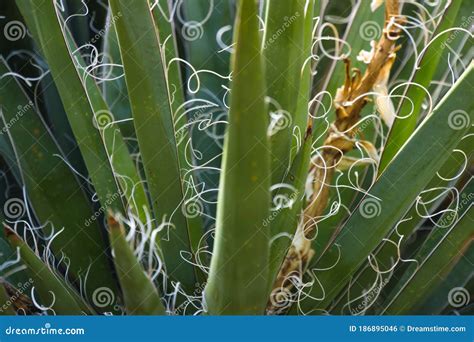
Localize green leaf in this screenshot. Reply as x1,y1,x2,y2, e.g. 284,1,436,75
415,244,473,314
380,177,473,307
101,10,135,143
205,0,270,315
5,228,90,315
109,0,196,292
150,0,185,117
0,158,28,287
292,63,474,314
108,214,166,315
0,58,119,311
151,1,205,261
62,24,150,223
269,127,312,286
264,0,306,184
292,0,315,155
0,135,20,183
181,0,234,221
330,141,473,314
61,0,92,47
429,0,473,105
37,71,87,178
379,0,463,173
389,1,447,93
382,210,473,314
15,0,125,214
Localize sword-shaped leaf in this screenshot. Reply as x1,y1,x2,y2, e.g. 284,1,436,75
0,58,118,310
293,63,473,314
205,0,270,315
109,0,196,292
108,214,166,315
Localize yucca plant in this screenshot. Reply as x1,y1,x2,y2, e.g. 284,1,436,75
0,0,471,316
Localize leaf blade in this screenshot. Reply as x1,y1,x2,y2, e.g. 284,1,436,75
379,0,463,173
293,63,474,314
205,0,270,315
0,58,119,311
108,214,166,315
109,0,196,291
